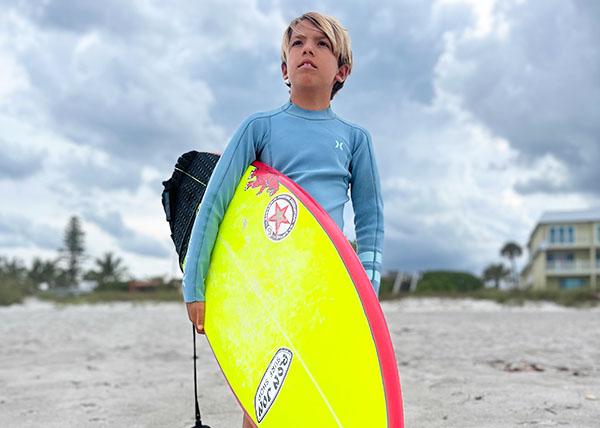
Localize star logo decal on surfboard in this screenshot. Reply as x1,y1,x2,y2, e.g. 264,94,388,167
264,194,298,241
268,202,290,235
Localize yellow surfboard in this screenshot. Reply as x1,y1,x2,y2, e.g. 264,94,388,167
203,162,403,428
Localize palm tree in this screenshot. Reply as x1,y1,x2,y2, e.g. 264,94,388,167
84,252,128,288
500,242,523,287
482,263,511,289
28,257,62,289
0,256,28,280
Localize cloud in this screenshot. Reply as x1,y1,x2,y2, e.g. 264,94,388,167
32,0,142,35
84,209,169,258
61,151,143,192
437,0,600,196
0,140,44,180
1,0,598,278
0,215,62,250
0,0,290,192
23,34,223,166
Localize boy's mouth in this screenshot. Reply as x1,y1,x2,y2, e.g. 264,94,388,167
298,60,317,69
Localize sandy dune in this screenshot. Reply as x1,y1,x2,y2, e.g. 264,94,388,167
1,298,598,427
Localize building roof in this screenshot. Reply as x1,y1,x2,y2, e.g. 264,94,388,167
526,208,600,248
538,208,600,224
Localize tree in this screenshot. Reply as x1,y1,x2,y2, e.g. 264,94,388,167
482,263,511,289
0,256,28,280
0,256,33,304
61,216,85,287
84,252,128,288
28,257,62,289
416,271,484,292
500,241,523,287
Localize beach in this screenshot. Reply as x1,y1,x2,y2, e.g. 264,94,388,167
1,298,598,427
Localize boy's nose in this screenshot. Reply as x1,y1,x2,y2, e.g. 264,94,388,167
302,42,315,55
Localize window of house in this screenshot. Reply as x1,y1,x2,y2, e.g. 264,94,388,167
547,252,573,262
550,225,575,243
559,278,585,289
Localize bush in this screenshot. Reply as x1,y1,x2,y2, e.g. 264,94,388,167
0,279,26,306
94,281,129,292
416,270,483,293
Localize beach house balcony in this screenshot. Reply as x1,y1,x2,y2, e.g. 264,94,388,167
546,259,593,275
522,209,600,290
544,236,591,248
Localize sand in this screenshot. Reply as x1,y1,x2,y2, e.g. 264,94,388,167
1,298,598,427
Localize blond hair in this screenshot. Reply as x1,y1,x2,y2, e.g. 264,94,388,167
281,12,353,99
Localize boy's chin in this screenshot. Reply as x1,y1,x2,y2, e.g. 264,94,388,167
290,80,330,93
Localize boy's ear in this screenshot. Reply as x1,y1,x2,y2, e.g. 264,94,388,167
335,64,350,83
281,62,289,82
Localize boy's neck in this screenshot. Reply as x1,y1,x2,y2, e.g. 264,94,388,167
290,91,331,111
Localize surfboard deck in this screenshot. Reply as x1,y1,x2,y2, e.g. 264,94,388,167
203,162,403,427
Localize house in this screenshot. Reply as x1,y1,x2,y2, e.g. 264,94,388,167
128,279,161,293
521,209,600,290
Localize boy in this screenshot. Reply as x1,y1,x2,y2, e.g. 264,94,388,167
183,12,383,428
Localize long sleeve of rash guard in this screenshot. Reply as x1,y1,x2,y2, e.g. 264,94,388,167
182,102,384,301
349,128,384,293
182,114,270,302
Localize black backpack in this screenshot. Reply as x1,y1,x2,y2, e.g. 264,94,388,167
161,151,220,271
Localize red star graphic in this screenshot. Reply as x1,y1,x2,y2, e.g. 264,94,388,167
268,202,290,234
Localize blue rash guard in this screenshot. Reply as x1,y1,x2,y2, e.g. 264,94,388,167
182,101,384,302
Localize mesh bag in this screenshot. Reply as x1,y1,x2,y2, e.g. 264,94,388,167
161,151,220,271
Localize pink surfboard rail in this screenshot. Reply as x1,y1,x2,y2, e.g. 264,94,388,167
251,161,405,428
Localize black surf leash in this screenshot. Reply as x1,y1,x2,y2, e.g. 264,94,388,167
191,323,211,428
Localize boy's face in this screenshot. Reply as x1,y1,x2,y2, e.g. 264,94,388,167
282,20,349,99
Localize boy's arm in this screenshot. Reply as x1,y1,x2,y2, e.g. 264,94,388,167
350,129,384,294
182,115,270,303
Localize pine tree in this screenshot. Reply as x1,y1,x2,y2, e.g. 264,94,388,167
61,216,85,287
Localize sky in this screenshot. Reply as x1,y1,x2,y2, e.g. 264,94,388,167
0,0,598,279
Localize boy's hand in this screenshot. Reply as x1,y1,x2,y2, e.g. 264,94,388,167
186,301,206,334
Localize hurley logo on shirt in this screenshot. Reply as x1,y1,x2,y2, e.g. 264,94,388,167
335,139,345,150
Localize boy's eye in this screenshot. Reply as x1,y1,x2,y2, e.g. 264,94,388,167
318,41,330,47
291,40,302,46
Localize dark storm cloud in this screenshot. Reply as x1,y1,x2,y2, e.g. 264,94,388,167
0,141,44,180
381,188,497,274
274,0,473,109
383,234,472,274
3,0,597,276
195,0,475,133
22,44,221,170
443,0,600,196
7,0,473,184
193,49,286,133
14,0,142,35
7,2,224,190
84,210,169,258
